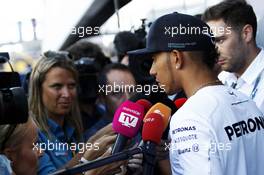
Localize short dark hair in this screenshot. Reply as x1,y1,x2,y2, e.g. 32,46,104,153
202,46,219,69
66,39,111,68
187,46,219,70
202,0,257,39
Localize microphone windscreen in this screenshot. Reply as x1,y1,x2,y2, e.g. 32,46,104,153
112,100,144,138
144,103,171,131
136,99,152,114
142,113,164,144
174,98,187,109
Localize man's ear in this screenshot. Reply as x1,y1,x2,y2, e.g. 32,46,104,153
241,24,254,43
171,50,183,69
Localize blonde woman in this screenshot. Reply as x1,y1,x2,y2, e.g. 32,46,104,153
0,118,39,175
29,51,124,175
29,51,85,175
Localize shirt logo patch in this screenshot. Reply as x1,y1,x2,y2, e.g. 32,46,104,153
172,126,196,135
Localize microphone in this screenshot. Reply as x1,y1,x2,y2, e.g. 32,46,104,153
130,91,177,114
50,112,162,175
174,98,187,109
111,100,145,154
143,113,164,144
50,147,143,175
129,93,153,114
136,99,152,114
144,103,171,131
142,113,164,175
128,93,152,113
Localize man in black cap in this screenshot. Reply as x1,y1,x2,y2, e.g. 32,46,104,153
129,12,264,175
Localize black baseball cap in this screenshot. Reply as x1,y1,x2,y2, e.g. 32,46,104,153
128,12,215,55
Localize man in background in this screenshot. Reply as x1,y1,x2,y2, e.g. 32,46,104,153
202,0,264,113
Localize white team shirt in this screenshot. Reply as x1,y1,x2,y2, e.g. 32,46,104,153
218,48,264,114
169,85,264,175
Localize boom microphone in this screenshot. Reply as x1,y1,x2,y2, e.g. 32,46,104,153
50,147,143,175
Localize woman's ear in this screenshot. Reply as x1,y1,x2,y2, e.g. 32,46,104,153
171,50,183,69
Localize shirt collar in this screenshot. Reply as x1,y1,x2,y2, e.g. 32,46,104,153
240,48,264,85
47,118,75,141
218,71,237,86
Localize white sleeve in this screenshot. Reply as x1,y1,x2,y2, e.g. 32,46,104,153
169,118,223,175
